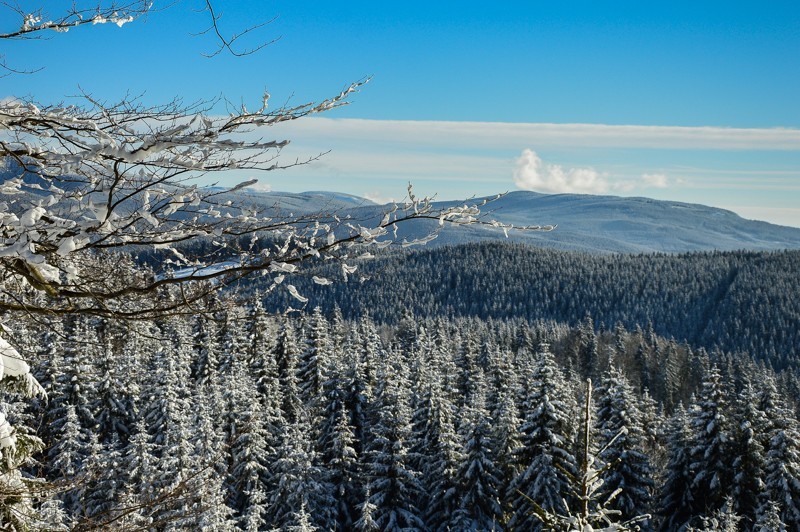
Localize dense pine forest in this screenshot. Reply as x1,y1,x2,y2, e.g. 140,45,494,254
263,243,800,371
4,0,800,529
4,293,799,530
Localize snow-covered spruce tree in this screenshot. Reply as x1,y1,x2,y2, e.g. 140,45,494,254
759,376,800,530
244,297,275,369
265,415,334,530
117,418,160,529
44,316,98,445
593,365,655,526
754,500,788,532
191,314,223,390
657,404,695,531
491,382,524,523
687,365,735,519
686,497,741,532
47,404,88,521
354,317,383,421
185,394,236,531
407,327,436,500
138,326,198,526
419,383,462,531
224,355,271,527
274,317,304,424
507,343,579,530
730,380,768,528
316,334,362,530
243,304,285,469
360,348,425,530
217,305,246,376
80,433,124,524
449,368,504,530
299,306,332,409
530,380,651,532
0,2,551,526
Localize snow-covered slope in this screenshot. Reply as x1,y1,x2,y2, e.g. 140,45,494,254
424,191,800,253
249,190,800,253
227,189,376,215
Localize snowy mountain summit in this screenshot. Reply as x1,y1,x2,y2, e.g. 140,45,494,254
256,190,800,253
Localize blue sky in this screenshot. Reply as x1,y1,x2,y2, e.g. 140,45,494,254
5,1,800,226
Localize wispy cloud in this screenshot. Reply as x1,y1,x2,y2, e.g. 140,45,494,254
225,117,799,227
641,173,669,188
512,150,667,194
273,118,800,151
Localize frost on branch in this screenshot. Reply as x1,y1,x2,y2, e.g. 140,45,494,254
0,84,551,319
1,2,148,41
0,327,46,505
0,3,551,319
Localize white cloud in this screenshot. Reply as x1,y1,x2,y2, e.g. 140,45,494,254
513,149,610,194
363,191,394,205
245,180,272,192
613,181,637,193
642,173,669,188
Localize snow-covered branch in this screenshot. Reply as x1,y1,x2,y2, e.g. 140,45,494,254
0,2,147,40
0,4,552,320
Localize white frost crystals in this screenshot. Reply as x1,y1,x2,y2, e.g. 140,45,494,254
0,332,45,450
0,411,14,451
286,284,308,303
0,79,374,319
1,75,553,322
0,335,30,379
16,9,134,35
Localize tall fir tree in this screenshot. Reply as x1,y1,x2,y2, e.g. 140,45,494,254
226,362,271,527
265,418,335,530
687,365,735,518
119,418,160,528
450,368,504,530
48,404,89,519
420,386,462,531
760,378,800,530
730,380,768,528
274,317,303,424
594,365,655,526
508,344,578,530
360,349,425,530
658,404,695,531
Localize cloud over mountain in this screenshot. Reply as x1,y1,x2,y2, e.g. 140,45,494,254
513,149,609,194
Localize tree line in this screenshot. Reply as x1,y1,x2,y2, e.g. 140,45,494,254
3,304,797,530
259,242,800,371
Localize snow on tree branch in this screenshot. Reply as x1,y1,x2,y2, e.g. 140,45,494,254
0,3,553,321
0,2,147,40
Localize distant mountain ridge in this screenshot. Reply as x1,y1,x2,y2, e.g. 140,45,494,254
245,189,800,253
6,153,797,253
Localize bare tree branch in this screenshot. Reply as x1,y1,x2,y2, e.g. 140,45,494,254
197,0,279,58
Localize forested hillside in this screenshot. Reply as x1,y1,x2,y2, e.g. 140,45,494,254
263,242,800,370
2,306,798,530
5,2,798,531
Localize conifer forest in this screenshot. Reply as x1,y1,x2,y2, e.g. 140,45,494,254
4,243,800,530
2,2,800,531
